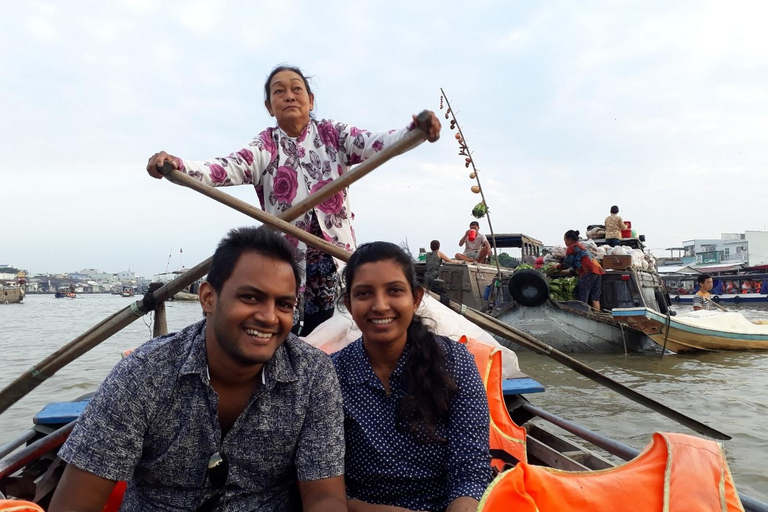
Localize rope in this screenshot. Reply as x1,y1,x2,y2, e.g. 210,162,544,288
618,321,627,356
659,312,672,358
28,366,49,381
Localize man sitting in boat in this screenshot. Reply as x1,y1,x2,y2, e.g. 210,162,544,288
455,221,491,263
693,274,717,311
49,227,347,512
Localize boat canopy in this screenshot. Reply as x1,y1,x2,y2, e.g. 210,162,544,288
657,265,699,275
486,233,543,257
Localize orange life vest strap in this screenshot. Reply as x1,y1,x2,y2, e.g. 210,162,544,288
0,501,44,512
459,335,527,470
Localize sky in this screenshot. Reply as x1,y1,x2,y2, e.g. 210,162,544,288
2,0,767,278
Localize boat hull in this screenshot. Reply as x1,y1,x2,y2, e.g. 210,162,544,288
494,300,657,353
612,307,768,352
1,287,25,304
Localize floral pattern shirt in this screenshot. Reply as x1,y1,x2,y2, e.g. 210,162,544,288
604,214,627,240
179,119,417,314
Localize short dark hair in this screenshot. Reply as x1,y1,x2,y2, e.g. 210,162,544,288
264,65,314,103
430,240,440,251
564,229,580,242
206,226,302,294
469,221,480,229
610,205,619,214
697,274,712,285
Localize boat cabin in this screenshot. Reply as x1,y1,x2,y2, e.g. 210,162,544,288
414,233,542,311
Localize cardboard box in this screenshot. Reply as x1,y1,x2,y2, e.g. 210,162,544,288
602,255,632,270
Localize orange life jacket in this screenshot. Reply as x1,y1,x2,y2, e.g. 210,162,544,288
458,336,527,471
477,431,744,512
0,501,44,512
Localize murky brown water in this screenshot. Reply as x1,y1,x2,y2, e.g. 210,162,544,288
1,296,766,501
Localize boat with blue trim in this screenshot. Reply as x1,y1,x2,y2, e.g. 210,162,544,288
661,273,768,304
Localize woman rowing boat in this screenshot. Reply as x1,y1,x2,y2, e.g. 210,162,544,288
146,64,441,335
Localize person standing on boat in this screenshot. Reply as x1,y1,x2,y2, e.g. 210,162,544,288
333,242,492,512
424,239,455,291
604,205,628,248
146,64,442,336
50,227,347,512
693,274,717,311
455,221,491,263
556,230,605,312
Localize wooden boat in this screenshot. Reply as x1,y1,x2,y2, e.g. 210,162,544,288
54,291,76,299
416,233,669,354
612,307,768,352
171,291,198,301
0,287,25,304
493,298,657,353
2,379,766,511
121,287,135,298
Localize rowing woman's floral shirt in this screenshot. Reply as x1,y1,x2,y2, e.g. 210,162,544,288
178,119,419,317
59,320,345,511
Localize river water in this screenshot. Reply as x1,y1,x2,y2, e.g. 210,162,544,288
1,295,766,501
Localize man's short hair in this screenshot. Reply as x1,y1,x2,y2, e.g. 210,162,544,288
430,240,440,251
469,221,480,229
697,273,712,285
206,226,302,294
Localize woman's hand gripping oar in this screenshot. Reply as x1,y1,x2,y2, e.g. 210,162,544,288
158,161,730,441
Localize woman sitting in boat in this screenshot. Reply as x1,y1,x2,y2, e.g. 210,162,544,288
693,274,717,311
555,230,605,312
146,64,441,336
332,242,492,512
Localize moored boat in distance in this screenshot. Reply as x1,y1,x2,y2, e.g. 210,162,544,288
612,307,768,352
54,287,76,299
417,233,664,354
0,286,25,304
120,286,135,298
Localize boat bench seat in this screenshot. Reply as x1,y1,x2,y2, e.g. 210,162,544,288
33,399,91,425
502,378,545,396
29,381,543,426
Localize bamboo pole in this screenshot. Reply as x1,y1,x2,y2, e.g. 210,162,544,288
440,299,730,440
158,166,731,441
0,114,431,415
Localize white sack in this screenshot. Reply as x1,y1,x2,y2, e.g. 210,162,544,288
302,294,521,378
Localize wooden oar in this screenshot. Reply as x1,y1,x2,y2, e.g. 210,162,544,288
440,300,730,440
0,114,432,416
158,167,731,441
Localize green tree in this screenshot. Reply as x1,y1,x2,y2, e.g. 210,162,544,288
490,252,518,268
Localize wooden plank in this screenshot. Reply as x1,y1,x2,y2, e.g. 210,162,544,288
528,424,614,470
525,436,590,471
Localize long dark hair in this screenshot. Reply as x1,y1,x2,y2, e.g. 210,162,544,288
342,242,458,443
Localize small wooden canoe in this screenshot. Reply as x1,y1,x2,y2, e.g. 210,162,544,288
612,307,768,352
